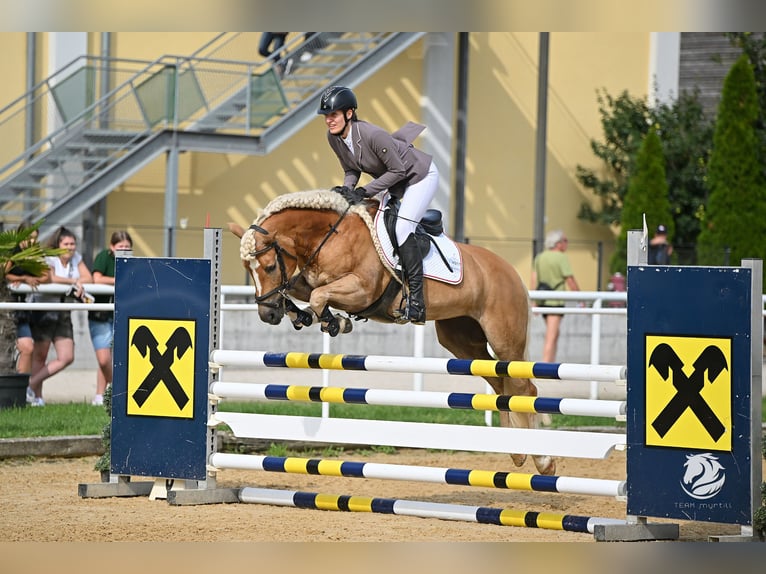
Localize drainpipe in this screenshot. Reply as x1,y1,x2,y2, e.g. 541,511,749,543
25,33,36,162
533,32,550,259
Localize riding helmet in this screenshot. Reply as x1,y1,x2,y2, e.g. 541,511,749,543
317,86,357,115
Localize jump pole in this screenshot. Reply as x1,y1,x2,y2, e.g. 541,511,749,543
79,228,762,541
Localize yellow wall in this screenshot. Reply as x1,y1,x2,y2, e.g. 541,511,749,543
0,33,34,166
462,32,650,289
105,40,427,284
109,32,219,61
0,32,653,289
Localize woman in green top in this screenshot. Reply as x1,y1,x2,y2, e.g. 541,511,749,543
530,230,580,363
88,230,133,406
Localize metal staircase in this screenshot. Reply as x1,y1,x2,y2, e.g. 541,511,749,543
0,32,425,239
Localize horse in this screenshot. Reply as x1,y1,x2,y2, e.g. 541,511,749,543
228,189,555,475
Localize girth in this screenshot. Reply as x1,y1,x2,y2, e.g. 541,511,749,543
351,275,403,321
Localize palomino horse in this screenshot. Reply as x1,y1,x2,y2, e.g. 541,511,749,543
229,189,554,475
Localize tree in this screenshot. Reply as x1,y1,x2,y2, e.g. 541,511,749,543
611,126,673,274
726,33,766,166
576,90,650,229
577,89,713,258
697,54,766,267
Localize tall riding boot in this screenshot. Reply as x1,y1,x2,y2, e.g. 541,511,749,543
398,234,426,324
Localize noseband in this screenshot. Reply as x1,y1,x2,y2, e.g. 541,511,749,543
250,238,298,309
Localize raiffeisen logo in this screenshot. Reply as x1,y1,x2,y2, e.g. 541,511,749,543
681,453,726,500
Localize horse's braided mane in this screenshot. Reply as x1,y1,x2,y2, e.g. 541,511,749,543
240,190,399,281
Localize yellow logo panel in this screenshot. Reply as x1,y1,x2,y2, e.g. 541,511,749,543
127,319,195,418
645,336,731,451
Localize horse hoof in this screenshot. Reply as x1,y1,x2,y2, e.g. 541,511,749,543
322,320,340,337
298,311,313,327
534,456,556,476
338,316,353,334
510,453,527,467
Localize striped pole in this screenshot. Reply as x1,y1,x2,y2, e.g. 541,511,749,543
209,350,627,382
211,453,626,497
238,487,628,534
211,381,626,418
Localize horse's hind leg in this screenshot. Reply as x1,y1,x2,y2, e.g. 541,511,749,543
435,317,555,476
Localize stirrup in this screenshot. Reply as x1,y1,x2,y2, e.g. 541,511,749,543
403,299,426,325
393,296,409,324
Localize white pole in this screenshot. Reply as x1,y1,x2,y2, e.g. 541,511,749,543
590,297,602,400
413,324,424,392
322,331,330,419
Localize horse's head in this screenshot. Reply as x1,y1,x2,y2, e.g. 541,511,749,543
228,220,298,325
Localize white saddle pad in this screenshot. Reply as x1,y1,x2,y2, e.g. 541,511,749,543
373,197,463,285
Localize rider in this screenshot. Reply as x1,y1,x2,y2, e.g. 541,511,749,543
317,85,439,324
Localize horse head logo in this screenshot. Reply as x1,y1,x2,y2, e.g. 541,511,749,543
680,453,725,500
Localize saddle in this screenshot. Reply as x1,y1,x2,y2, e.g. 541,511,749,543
353,197,462,323
383,197,448,264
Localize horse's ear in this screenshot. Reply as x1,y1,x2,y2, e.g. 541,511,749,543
227,222,245,238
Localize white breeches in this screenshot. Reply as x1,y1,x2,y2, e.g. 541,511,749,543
394,161,439,245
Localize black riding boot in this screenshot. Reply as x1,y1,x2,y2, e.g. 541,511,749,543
398,234,426,324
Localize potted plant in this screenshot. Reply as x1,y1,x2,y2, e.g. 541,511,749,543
0,221,64,409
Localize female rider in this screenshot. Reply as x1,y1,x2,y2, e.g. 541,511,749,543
316,85,439,324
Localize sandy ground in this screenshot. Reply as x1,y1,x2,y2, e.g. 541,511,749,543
0,448,753,543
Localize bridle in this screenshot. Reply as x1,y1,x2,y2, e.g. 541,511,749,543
248,205,351,311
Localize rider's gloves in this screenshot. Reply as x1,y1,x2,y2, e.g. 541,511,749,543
347,187,367,204
330,185,366,205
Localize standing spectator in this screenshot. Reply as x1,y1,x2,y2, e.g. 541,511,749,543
258,32,288,61
258,32,321,76
88,231,132,406
648,224,673,265
4,222,50,381
27,227,93,406
530,230,580,363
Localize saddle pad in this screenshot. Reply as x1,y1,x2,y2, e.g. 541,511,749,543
374,197,463,285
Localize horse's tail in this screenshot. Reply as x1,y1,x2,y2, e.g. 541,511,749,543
523,281,533,362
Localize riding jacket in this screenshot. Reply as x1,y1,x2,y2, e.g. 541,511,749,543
327,120,433,199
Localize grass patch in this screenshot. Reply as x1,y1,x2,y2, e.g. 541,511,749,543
0,403,109,438
0,396,764,440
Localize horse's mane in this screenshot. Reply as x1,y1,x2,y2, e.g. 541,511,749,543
240,190,396,280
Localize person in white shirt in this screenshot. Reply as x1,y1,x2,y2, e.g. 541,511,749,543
27,226,93,406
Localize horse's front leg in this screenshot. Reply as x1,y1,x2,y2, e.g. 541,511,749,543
309,275,374,337
284,299,315,330
317,305,352,337
284,276,318,330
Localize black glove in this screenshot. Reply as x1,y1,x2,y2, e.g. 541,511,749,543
347,187,367,205
331,185,366,205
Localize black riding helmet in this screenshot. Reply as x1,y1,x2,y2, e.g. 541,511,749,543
317,86,357,115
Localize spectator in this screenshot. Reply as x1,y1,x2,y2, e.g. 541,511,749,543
531,229,580,363
258,32,322,76
4,222,50,381
648,224,673,265
27,227,93,406
258,32,288,61
88,231,133,406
